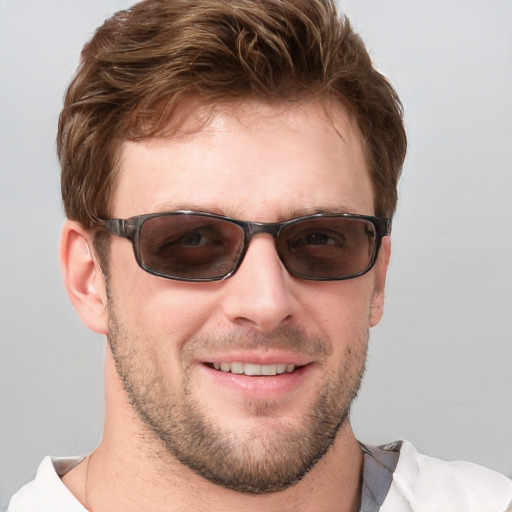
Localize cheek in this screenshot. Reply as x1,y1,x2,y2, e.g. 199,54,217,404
108,241,219,347
301,280,374,339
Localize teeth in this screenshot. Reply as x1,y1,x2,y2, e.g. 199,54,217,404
231,362,244,374
212,362,296,376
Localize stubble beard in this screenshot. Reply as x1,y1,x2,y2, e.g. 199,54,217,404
106,300,368,495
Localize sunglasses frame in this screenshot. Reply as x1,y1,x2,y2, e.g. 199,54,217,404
98,210,390,282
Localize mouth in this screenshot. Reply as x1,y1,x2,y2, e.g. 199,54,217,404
200,358,314,398
206,362,300,376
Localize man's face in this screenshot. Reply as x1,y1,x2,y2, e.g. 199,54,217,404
104,99,388,493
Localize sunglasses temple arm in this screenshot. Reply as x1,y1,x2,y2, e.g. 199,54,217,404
99,218,134,239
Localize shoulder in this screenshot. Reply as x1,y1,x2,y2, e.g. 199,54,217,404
382,440,512,511
8,456,86,512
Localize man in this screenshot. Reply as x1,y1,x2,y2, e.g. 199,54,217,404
8,0,511,510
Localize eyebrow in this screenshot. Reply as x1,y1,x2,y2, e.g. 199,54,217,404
152,202,358,220
284,205,356,218
153,201,228,216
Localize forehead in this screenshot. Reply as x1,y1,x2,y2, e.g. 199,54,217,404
113,99,374,220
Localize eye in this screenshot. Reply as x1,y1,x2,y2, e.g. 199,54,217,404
178,231,207,247
302,232,338,246
288,229,346,250
154,230,221,255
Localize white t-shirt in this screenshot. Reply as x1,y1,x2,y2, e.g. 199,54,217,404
8,440,512,511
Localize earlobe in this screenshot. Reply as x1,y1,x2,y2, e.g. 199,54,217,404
369,236,391,327
59,221,108,334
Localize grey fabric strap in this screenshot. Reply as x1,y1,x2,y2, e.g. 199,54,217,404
359,441,401,512
52,457,85,478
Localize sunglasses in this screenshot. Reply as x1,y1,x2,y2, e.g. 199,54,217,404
98,211,389,282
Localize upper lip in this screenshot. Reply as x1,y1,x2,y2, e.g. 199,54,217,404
199,351,315,366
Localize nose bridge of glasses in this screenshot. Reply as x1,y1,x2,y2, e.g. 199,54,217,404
245,220,282,241
239,221,285,269
231,221,291,284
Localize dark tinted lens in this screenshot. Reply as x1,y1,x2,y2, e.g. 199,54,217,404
279,217,377,278
139,214,244,279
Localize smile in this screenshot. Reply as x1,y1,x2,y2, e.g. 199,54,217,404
211,362,297,376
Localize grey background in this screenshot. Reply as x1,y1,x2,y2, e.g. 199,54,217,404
1,0,511,508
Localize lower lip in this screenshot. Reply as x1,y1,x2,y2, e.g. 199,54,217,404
199,364,312,400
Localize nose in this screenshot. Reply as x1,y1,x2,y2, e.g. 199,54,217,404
221,235,299,332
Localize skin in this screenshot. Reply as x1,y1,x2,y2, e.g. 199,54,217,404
59,98,390,512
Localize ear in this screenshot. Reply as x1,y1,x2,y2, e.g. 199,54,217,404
59,221,108,334
369,236,391,327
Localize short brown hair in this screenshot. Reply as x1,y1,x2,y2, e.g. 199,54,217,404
58,0,406,226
